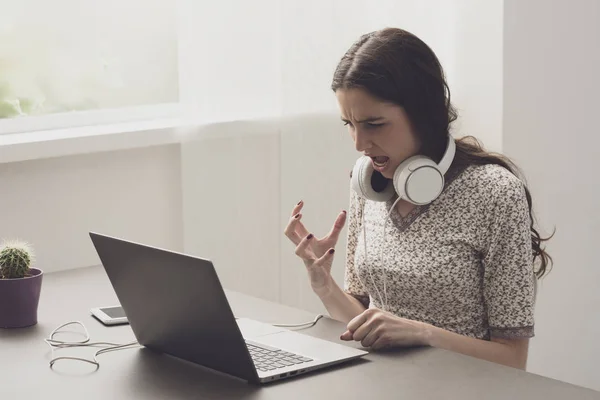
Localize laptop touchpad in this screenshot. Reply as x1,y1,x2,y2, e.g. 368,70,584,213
236,318,287,339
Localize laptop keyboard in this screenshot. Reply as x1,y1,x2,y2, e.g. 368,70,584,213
246,342,313,372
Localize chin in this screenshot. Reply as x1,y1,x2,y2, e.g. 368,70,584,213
379,163,398,179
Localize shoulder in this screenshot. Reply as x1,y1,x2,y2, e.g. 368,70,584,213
452,163,526,202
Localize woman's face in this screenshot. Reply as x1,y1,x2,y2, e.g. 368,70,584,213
336,87,421,179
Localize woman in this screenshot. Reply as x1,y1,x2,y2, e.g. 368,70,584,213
284,28,552,370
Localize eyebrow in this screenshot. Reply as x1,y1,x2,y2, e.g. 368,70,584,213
341,116,385,123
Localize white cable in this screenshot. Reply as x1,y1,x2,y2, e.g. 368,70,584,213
272,314,324,328
359,196,402,313
362,211,386,309
47,313,324,370
235,314,324,329
44,321,139,369
381,196,402,312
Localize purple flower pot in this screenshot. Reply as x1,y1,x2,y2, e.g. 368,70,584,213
0,268,43,329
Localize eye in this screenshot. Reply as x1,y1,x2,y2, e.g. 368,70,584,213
342,120,353,127
365,122,384,129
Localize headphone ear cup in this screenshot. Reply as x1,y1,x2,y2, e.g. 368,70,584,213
351,156,395,202
393,156,444,205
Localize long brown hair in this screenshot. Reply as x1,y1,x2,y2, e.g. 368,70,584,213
331,27,553,278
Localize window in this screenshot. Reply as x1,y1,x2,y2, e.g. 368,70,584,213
0,0,179,133
0,0,460,137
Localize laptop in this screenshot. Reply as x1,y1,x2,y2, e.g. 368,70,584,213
89,232,367,384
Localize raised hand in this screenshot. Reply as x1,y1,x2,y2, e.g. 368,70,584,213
284,200,347,295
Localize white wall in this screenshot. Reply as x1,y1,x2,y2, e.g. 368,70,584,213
180,119,282,302
176,0,280,121
0,145,184,273
503,0,600,391
176,0,498,128
449,0,504,152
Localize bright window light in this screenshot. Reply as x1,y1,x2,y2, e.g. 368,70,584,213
0,0,179,133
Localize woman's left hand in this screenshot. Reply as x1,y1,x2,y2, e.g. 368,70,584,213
340,308,430,350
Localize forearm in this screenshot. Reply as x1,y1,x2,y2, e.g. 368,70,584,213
316,283,366,324
423,324,528,370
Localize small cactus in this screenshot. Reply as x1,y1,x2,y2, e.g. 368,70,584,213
0,240,34,279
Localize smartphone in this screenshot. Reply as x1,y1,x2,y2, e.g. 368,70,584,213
90,305,129,326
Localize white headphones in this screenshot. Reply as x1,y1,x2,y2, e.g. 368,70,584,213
351,134,456,205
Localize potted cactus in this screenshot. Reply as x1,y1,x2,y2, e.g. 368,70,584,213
0,240,43,328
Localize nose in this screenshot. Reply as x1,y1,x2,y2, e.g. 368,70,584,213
353,129,371,152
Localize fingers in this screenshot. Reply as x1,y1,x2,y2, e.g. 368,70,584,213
350,321,372,343
340,310,386,349
295,233,316,262
340,329,353,341
312,246,336,271
284,201,309,244
325,210,347,243
285,202,346,248
341,326,383,349
340,316,366,342
340,321,369,342
346,309,369,333
290,200,304,217
360,327,381,348
294,217,309,238
292,201,309,237
284,212,306,245
371,334,392,351
341,309,377,343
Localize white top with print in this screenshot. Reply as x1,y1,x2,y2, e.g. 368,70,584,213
343,163,536,340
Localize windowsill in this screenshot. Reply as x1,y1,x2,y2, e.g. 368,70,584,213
0,115,281,164
0,117,191,163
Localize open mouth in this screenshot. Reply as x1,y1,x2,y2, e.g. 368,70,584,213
370,156,390,170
